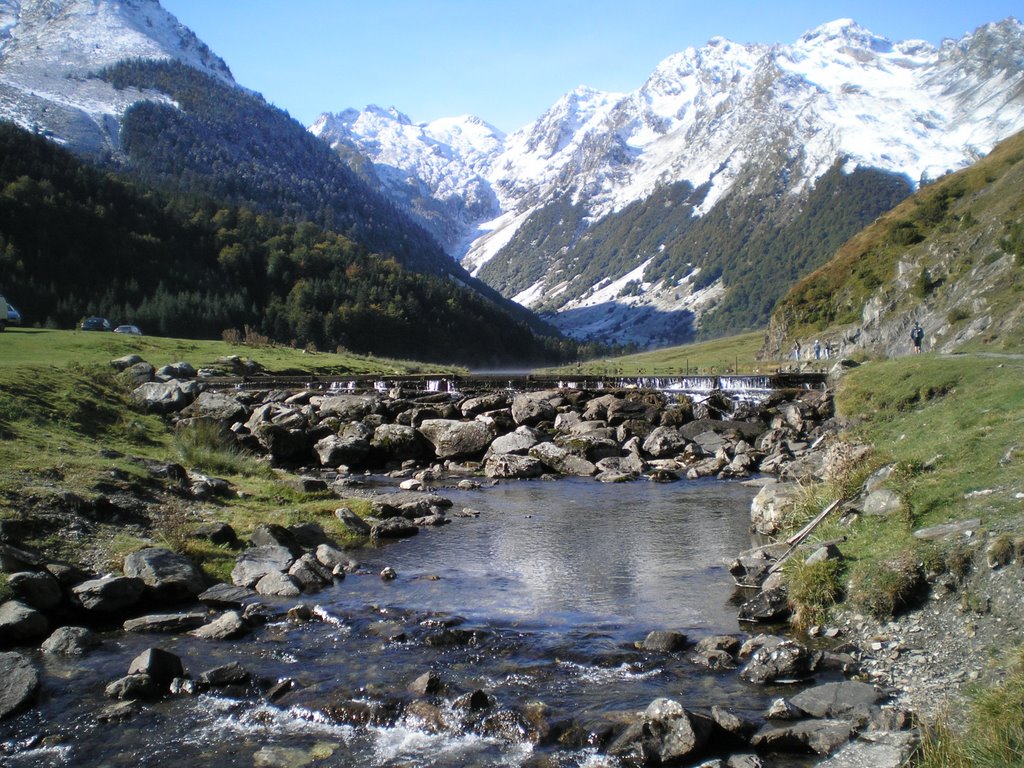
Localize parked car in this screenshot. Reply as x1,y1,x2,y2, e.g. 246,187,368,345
0,295,7,331
81,316,112,331
6,303,21,326
114,324,143,336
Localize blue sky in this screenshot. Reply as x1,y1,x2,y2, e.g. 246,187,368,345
160,0,1022,133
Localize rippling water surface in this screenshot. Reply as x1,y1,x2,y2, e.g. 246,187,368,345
2,477,802,767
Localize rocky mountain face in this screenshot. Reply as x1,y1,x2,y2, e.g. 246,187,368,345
316,18,1024,347
0,0,233,155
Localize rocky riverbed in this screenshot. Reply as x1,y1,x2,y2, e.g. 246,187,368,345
1,354,1010,766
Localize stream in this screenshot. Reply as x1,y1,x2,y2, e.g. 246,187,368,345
1,476,814,767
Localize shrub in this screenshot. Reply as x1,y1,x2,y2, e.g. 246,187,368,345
786,557,844,629
173,420,269,478
848,550,926,619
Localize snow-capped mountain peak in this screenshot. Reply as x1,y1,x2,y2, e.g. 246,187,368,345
311,17,1024,347
0,0,235,153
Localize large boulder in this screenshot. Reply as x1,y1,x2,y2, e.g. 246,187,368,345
417,419,493,460
608,698,714,765
485,425,545,458
122,547,206,602
314,434,371,468
180,391,248,422
41,626,101,655
459,392,510,417
484,454,545,479
740,638,821,684
132,380,200,414
0,652,39,720
750,482,803,536
642,426,688,458
128,647,184,689
71,575,145,613
789,681,884,720
511,392,557,426
371,423,427,462
252,423,309,461
529,442,597,477
751,720,856,756
0,600,48,645
313,395,379,421
6,571,63,610
230,546,295,588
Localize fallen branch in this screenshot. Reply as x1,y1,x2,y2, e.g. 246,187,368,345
767,498,844,575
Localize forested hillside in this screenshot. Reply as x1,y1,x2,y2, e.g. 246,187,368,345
0,123,572,365
480,161,911,340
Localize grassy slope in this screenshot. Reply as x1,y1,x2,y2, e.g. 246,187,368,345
0,327,461,374
768,130,1024,349
0,330,449,578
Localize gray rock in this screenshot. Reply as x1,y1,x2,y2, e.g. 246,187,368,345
315,544,349,572
313,394,379,421
511,392,556,426
121,361,156,386
198,661,250,688
230,546,295,588
529,442,597,476
128,647,184,689
608,698,713,764
197,583,256,608
485,425,545,457
191,522,239,547
750,482,802,537
638,630,688,652
314,434,371,468
370,518,419,540
105,673,160,701
111,354,145,371
131,380,200,414
0,652,40,719
288,553,333,592
738,586,791,623
123,613,208,633
459,392,511,417
255,571,301,597
371,423,427,462
334,507,371,536
417,419,493,460
711,705,758,741
70,575,145,613
249,524,302,553
191,610,249,640
41,626,101,655
741,639,821,684
863,489,905,517
751,719,856,755
815,731,918,768
483,453,545,479
789,681,884,719
253,423,309,461
123,547,206,602
913,518,982,541
181,391,248,422
642,426,688,458
157,361,197,379
408,670,444,695
6,571,63,610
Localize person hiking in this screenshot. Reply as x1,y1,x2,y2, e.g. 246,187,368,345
911,322,924,353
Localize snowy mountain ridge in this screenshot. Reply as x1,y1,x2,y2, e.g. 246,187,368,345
0,0,234,154
313,17,1024,345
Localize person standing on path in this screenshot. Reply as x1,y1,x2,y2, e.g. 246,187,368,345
911,322,924,353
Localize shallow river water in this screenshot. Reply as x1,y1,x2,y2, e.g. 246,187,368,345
1,477,813,767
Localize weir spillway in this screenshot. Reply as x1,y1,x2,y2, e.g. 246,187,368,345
205,371,828,402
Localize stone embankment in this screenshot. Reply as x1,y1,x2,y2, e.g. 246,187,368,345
0,354,929,765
